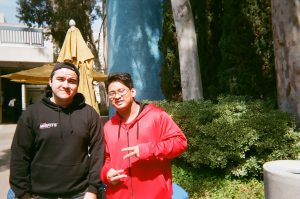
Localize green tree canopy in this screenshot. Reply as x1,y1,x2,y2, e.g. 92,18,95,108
16,0,102,66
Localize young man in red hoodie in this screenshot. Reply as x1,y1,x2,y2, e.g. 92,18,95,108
101,72,187,199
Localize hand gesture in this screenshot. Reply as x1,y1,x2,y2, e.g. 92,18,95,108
121,145,140,159
107,168,127,185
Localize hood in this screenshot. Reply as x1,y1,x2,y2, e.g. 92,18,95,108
41,91,86,139
111,102,153,125
110,103,162,139
42,91,85,112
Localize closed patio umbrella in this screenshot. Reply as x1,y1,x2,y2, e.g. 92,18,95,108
57,21,100,113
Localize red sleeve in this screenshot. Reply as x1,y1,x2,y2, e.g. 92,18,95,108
100,140,111,184
139,111,187,160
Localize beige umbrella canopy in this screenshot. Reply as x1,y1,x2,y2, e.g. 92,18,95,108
57,23,101,113
0,64,107,84
1,64,54,84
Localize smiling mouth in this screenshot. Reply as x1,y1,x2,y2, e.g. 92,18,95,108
115,100,124,105
60,89,70,92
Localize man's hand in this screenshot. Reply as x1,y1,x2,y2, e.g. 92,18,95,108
83,192,97,199
107,168,127,185
121,145,140,159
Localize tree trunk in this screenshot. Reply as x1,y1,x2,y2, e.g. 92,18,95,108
88,40,101,70
86,21,101,71
272,0,300,124
102,0,108,72
171,0,203,100
95,0,108,114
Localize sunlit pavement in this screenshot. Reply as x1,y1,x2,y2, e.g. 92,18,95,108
0,124,16,199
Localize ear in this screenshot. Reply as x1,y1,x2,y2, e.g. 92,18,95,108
131,88,136,98
49,78,52,87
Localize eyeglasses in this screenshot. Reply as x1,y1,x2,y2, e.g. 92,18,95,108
108,88,129,98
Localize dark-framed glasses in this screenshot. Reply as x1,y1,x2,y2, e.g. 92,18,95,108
108,88,129,98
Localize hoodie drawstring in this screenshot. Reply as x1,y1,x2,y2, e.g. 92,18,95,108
69,113,74,134
118,121,139,140
58,109,63,139
118,121,121,139
136,121,139,140
58,109,74,140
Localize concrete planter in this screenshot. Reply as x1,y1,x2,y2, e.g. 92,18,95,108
263,160,300,199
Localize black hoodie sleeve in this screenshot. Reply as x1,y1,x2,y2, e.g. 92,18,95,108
87,109,105,194
10,111,35,198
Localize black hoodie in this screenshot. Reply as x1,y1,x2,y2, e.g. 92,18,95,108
10,92,104,198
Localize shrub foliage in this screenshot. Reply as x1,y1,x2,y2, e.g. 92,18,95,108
153,96,300,178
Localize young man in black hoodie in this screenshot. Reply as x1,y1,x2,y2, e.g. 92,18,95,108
9,62,104,199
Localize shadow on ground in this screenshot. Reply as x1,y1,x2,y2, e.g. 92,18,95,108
0,149,11,172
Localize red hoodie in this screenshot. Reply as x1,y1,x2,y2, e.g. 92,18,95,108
101,103,187,199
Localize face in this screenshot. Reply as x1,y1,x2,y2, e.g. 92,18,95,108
49,68,79,106
107,81,136,111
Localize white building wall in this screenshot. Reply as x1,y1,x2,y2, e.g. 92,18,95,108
0,20,53,123
0,43,53,63
0,24,53,63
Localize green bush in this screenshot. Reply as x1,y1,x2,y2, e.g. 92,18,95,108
153,96,300,178
172,160,264,198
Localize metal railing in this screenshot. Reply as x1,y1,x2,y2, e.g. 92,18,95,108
0,25,44,47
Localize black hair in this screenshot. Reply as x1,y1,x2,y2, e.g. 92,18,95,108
105,72,134,91
50,62,80,83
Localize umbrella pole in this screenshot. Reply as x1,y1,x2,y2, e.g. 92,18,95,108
21,84,26,111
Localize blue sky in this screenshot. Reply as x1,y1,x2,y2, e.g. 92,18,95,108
0,0,20,24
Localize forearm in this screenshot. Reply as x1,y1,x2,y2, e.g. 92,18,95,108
88,118,105,192
10,150,32,198
88,152,104,193
138,134,187,160
10,118,34,198
100,164,110,184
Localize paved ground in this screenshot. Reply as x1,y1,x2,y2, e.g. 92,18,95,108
0,124,16,199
